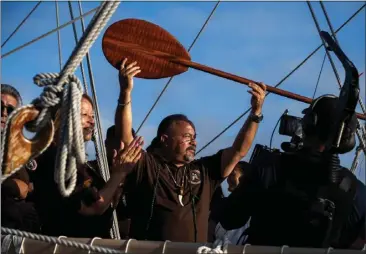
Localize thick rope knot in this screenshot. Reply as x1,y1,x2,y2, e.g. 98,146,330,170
30,73,84,131
28,72,86,197
196,235,230,254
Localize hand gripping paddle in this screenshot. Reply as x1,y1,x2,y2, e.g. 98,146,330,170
102,18,365,121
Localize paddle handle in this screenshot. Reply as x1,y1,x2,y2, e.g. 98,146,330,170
172,58,366,121
112,41,365,120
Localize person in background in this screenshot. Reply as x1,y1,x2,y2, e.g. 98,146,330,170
104,125,136,239
1,83,40,233
214,94,365,249
208,161,251,244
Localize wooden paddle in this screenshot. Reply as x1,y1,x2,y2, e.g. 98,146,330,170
102,18,365,121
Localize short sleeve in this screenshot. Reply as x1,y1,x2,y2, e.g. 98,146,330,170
197,149,225,183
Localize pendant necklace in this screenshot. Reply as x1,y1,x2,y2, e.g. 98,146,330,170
165,165,186,207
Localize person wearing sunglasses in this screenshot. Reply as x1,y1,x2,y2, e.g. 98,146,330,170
1,83,22,130
1,83,41,233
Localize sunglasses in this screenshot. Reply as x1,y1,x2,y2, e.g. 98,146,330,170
1,103,15,115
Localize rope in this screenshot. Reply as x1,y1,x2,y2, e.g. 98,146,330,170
26,73,84,197
1,6,99,59
33,1,119,132
76,0,121,239
196,235,230,254
1,2,121,198
306,2,343,88
135,0,221,135
1,1,42,48
0,105,53,183
312,53,327,99
1,228,123,254
55,0,62,71
68,1,89,93
196,4,365,155
1,234,23,253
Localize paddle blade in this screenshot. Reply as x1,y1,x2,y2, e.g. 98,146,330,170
102,18,191,79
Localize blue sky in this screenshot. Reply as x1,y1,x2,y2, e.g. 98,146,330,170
1,1,365,191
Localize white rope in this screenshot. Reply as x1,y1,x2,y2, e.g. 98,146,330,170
32,1,120,131
197,235,230,254
1,227,123,254
75,1,120,239
1,234,24,254
1,1,120,198
50,74,85,196
0,104,53,182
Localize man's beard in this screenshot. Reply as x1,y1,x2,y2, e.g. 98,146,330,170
183,146,196,162
183,154,194,162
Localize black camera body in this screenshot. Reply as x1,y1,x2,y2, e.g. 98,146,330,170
278,114,304,152
279,114,303,138
250,144,281,167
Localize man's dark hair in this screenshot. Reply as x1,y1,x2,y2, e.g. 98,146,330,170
146,114,195,152
1,84,22,106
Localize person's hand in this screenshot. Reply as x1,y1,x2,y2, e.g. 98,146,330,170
118,58,141,93
248,82,266,115
111,136,144,176
13,179,29,199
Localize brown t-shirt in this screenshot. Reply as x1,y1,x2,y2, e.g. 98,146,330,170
124,149,225,242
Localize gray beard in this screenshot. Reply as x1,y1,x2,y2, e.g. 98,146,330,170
183,153,194,162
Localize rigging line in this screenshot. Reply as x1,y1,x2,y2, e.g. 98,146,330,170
1,6,100,59
196,4,365,155
312,53,327,99
77,0,121,240
274,3,365,89
319,1,340,45
1,1,42,48
319,2,366,115
55,0,62,71
77,0,111,181
135,0,221,135
306,2,343,89
67,1,89,93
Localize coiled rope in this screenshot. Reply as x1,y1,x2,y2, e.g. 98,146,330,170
1,1,120,197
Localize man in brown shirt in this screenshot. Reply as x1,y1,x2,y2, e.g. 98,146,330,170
115,59,266,242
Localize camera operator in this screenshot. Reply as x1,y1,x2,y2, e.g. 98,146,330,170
212,94,365,248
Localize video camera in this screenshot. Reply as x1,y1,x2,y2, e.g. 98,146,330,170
279,113,304,152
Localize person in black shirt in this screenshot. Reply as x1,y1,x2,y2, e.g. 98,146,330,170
1,83,40,233
114,59,266,242
214,94,365,249
32,94,143,238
